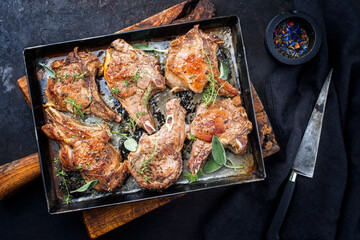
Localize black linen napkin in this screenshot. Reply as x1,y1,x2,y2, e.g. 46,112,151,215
204,0,360,239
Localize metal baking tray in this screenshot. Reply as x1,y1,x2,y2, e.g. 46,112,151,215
23,16,265,214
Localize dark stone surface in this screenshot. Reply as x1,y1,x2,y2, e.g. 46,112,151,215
1,1,358,239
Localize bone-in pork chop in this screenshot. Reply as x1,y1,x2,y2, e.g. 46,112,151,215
165,25,239,97
42,107,128,192
187,96,252,174
44,47,121,122
127,99,186,190
104,39,166,134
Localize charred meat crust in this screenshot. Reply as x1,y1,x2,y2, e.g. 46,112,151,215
42,107,128,192
104,39,166,134
127,99,186,190
44,47,121,122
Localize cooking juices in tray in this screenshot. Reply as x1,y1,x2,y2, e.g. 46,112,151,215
24,16,265,213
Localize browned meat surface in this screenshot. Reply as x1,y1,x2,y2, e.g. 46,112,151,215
104,39,166,134
127,99,186,190
41,107,128,192
165,25,239,97
44,47,121,122
187,96,253,174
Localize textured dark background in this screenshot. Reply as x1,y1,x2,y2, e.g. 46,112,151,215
0,0,359,239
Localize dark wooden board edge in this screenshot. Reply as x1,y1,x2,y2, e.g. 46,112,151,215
83,195,183,239
14,0,279,238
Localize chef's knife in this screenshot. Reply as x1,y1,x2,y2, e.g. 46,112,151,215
266,69,333,240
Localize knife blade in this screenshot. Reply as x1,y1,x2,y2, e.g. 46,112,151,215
266,69,333,240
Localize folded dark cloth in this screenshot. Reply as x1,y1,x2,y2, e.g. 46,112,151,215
204,0,360,239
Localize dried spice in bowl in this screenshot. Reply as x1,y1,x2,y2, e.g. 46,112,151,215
273,21,309,58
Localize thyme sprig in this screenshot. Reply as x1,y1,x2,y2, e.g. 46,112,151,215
201,50,223,107
55,167,72,204
72,71,87,82
63,97,85,118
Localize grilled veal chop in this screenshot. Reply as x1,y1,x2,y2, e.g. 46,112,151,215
104,39,166,134
127,99,186,190
44,47,121,122
187,96,252,174
42,107,128,192
165,25,239,97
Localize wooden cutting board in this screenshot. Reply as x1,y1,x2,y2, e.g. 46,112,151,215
10,0,279,238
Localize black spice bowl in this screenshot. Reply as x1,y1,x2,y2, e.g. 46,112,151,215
265,11,321,65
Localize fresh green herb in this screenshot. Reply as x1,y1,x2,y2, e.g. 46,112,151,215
111,131,127,137
201,50,223,107
148,143,158,162
124,138,138,152
131,71,142,82
184,133,197,152
63,97,85,118
109,95,113,100
184,171,199,183
70,180,98,193
132,43,169,53
203,156,222,173
203,136,244,173
39,62,55,78
142,87,152,105
211,135,226,165
126,118,136,129
144,176,149,182
224,158,244,171
219,61,230,80
135,111,146,119
124,78,130,90
112,131,138,152
65,73,69,78
55,73,63,82
55,167,71,204
54,158,59,163
75,165,82,170
124,71,143,90
137,160,150,174
72,71,87,82
111,87,121,94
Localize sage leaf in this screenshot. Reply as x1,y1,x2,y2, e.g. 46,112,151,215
211,136,226,165
70,180,98,193
132,43,168,53
124,137,138,152
39,62,55,78
219,61,229,80
132,43,154,51
203,156,222,173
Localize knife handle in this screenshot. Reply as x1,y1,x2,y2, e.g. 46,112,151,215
0,153,41,200
266,171,297,240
